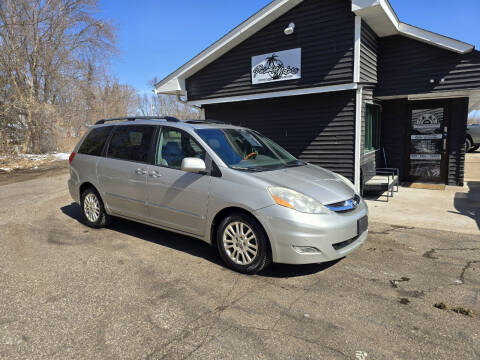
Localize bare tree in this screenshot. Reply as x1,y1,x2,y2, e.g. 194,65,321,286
137,78,202,120
0,0,115,153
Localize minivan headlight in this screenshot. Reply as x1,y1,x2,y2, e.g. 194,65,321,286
268,187,330,214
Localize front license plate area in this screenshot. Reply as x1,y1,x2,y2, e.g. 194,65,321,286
358,216,368,235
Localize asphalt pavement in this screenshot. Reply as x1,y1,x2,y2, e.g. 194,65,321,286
0,171,479,359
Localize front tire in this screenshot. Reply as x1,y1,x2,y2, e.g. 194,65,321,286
216,213,271,274
80,187,111,228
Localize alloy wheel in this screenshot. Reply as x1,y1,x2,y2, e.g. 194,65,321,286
222,221,258,265
84,193,100,223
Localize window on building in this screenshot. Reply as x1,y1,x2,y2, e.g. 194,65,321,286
365,104,381,152
107,125,155,163
78,126,112,156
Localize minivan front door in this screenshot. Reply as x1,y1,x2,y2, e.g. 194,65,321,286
145,127,211,236
408,107,448,183
98,125,156,220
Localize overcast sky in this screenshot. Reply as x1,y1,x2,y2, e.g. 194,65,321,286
98,0,480,94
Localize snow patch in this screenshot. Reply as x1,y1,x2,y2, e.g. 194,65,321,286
53,153,70,161
0,168,12,172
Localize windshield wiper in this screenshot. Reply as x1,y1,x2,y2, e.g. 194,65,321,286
285,161,306,168
231,166,264,172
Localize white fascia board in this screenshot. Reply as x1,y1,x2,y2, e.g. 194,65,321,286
353,16,362,83
399,23,474,54
187,83,358,106
375,90,471,101
354,87,363,193
154,78,186,95
352,0,474,54
155,0,304,94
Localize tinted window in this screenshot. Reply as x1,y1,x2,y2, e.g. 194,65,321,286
78,127,112,156
156,128,206,169
107,125,155,163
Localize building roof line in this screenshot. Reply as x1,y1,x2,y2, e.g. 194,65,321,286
155,0,474,95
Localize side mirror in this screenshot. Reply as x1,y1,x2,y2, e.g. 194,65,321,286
181,157,207,174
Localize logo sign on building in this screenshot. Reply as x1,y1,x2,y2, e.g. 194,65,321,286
251,48,301,84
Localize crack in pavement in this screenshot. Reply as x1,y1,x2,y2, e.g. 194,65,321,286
459,261,480,285
239,324,350,359
369,225,415,235
422,248,480,260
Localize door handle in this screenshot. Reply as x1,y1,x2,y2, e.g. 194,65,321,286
149,171,161,178
135,168,147,175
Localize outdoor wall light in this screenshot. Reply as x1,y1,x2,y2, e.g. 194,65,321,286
284,22,295,35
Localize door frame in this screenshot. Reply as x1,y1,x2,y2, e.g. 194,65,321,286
404,100,450,184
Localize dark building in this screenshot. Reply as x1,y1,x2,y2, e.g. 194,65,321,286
155,0,480,190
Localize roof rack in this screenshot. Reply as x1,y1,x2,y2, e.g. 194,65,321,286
95,116,180,125
184,119,230,125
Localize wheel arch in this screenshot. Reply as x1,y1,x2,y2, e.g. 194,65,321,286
209,206,274,260
79,182,107,208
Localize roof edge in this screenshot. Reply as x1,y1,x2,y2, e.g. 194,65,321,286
155,0,304,94
352,0,474,54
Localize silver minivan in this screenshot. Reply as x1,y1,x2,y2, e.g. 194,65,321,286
68,117,368,274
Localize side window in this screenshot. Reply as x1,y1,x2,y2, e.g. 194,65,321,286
365,104,381,152
156,128,206,169
107,125,155,163
78,127,112,156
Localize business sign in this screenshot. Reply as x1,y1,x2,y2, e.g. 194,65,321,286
251,48,301,84
410,154,442,160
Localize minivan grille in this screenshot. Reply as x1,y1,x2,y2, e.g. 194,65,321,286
326,195,360,213
332,235,359,251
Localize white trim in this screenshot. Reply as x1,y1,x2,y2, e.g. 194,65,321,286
376,90,472,101
187,83,358,106
354,16,362,83
355,87,363,193
352,0,474,54
155,0,304,94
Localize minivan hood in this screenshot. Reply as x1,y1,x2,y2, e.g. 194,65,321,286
250,164,355,205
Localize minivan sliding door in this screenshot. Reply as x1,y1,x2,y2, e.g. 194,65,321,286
98,125,156,220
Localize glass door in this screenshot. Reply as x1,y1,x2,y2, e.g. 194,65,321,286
408,107,447,183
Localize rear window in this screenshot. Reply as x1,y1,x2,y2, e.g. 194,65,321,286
78,127,112,156
107,125,155,163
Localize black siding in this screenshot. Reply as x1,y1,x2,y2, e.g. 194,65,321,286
376,36,480,97
447,98,468,186
187,0,355,101
360,21,379,84
204,92,356,180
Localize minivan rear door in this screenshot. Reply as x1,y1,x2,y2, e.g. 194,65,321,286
98,125,156,220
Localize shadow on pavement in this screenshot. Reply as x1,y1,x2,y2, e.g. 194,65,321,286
453,181,480,231
61,202,338,278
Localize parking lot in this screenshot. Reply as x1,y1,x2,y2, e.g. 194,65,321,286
0,170,479,360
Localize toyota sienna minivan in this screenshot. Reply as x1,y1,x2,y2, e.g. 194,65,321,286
68,117,368,274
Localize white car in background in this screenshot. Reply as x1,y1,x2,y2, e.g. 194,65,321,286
467,110,480,152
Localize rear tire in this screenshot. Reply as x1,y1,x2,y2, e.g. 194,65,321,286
216,213,271,274
466,137,473,153
80,187,111,228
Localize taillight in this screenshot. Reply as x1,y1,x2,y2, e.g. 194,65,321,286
69,152,76,164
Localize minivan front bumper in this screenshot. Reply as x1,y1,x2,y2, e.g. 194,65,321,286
254,200,368,265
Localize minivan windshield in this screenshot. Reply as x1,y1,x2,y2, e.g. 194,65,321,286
196,128,304,172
